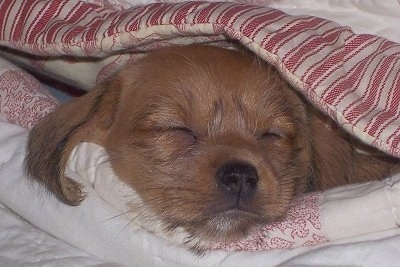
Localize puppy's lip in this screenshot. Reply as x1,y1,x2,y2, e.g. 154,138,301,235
201,208,264,241
215,208,253,218
212,207,260,221
210,202,258,216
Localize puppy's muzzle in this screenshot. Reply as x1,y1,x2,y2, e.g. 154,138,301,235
216,161,259,202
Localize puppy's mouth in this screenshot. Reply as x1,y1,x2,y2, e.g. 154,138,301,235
207,208,264,235
153,160,286,247
178,207,270,251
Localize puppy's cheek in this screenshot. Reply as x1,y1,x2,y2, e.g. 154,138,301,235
257,174,294,218
260,138,294,157
255,166,288,204
111,140,209,222
256,140,303,214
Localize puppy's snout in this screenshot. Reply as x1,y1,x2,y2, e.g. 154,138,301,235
216,161,259,198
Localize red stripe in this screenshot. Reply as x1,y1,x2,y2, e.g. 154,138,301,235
84,19,104,42
364,55,400,134
45,2,90,43
224,5,261,28
60,6,94,44
169,2,200,25
390,129,400,149
0,0,15,40
387,114,400,146
285,26,343,73
241,9,283,40
341,40,395,116
344,56,389,123
323,60,368,106
376,87,400,141
262,16,324,54
106,7,132,36
62,6,109,43
33,1,68,44
305,35,377,92
274,17,329,55
322,38,383,106
13,1,39,42
193,2,224,24
354,57,395,125
146,3,174,27
26,0,65,44
124,5,154,32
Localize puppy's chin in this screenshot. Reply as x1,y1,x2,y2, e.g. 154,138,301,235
160,194,292,254
155,209,280,255
207,209,263,237
183,209,275,242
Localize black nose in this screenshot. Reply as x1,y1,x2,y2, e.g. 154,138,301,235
216,161,259,198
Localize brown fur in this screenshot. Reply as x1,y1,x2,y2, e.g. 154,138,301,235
26,45,400,247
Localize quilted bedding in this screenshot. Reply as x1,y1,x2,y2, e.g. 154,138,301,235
1,0,400,266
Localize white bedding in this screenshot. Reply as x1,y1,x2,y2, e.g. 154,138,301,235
2,0,400,266
0,115,120,267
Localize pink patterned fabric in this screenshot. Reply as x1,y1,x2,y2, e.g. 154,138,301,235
213,192,327,251
0,68,57,129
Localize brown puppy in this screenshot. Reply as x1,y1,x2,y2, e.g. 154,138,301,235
26,45,400,251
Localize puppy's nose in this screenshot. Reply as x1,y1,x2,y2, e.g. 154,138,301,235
216,161,259,198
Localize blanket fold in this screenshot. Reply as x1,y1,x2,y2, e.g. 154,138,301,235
321,176,400,240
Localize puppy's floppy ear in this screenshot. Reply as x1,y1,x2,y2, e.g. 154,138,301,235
26,76,122,206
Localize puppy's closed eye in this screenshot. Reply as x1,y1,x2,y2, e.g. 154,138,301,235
157,125,198,142
258,128,284,140
149,126,199,158
26,45,400,252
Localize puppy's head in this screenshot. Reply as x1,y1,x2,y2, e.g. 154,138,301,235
26,45,312,249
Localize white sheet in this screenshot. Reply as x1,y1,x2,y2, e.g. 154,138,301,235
0,115,121,267
320,177,400,240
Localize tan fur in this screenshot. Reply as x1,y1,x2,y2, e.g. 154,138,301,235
26,45,400,246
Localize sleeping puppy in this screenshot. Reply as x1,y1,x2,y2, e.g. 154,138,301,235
26,45,400,251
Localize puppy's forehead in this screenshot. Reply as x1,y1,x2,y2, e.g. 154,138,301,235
118,46,288,128
129,46,275,102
